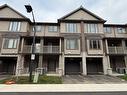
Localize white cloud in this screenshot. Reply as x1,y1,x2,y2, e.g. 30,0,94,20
0,0,127,24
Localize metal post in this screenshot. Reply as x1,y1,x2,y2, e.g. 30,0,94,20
25,5,36,82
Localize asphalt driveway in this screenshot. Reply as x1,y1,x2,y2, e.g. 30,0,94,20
62,75,127,84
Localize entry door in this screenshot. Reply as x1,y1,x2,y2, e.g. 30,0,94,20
48,59,56,72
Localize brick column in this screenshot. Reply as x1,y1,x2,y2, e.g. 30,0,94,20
21,38,24,53
124,56,127,74
103,56,108,75
58,55,63,76
122,40,126,54
105,39,112,75
15,55,24,76
38,38,43,68
81,21,87,75
107,56,112,75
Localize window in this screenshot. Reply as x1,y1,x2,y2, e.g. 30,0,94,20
32,25,42,32
86,24,98,33
66,23,77,33
104,27,111,33
117,27,126,33
48,26,57,32
89,40,101,49
3,38,18,49
9,21,21,32
66,39,78,50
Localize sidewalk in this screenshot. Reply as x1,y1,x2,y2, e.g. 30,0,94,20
0,84,127,92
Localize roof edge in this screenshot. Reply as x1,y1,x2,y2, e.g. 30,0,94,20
59,6,105,21
0,4,30,20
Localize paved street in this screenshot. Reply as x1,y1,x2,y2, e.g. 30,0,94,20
1,84,127,92
0,92,127,95
63,75,127,84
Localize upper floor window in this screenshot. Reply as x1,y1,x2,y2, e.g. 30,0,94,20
89,40,101,50
32,25,42,32
3,38,18,49
104,27,111,33
66,23,77,33
117,27,126,33
66,39,78,50
48,26,58,32
87,24,98,33
9,21,21,32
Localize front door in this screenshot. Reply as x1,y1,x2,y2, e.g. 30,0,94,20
48,59,56,72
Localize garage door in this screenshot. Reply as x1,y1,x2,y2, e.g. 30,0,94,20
86,58,103,75
65,58,81,75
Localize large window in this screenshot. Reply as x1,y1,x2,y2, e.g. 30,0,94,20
9,21,21,32
117,27,126,33
32,25,42,32
48,26,58,32
3,38,18,49
104,27,112,33
89,40,101,49
66,39,78,50
66,23,77,33
86,24,98,33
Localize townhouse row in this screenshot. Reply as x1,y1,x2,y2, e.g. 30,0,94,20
0,4,127,76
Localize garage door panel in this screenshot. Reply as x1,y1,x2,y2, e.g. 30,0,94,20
65,63,80,75
86,58,103,75
65,58,81,75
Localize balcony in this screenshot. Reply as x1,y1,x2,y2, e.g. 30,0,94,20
108,46,124,54
22,45,61,54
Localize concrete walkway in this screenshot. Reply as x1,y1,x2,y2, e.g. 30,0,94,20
0,75,11,80
63,75,127,84
0,84,127,92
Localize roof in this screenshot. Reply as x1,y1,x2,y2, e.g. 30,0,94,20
0,4,30,20
59,6,106,22
104,24,127,27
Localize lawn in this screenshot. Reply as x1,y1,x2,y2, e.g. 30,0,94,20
0,75,62,84
119,74,127,81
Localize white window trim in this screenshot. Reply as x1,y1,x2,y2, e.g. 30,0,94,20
3,38,18,49
86,24,98,33
117,27,126,33
66,39,78,50
48,26,58,32
104,27,112,33
9,21,21,32
66,23,77,33
32,25,42,32
89,40,101,50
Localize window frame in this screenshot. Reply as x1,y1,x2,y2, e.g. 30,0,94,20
89,39,101,50
9,21,21,32
66,23,77,33
86,24,98,33
48,26,58,32
32,25,42,32
117,27,126,34
104,27,112,33
3,38,18,49
66,39,79,50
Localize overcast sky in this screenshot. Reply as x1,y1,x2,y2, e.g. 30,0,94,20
0,0,127,24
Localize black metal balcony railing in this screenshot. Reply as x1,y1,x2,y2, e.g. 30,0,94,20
22,45,60,54
108,46,124,54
